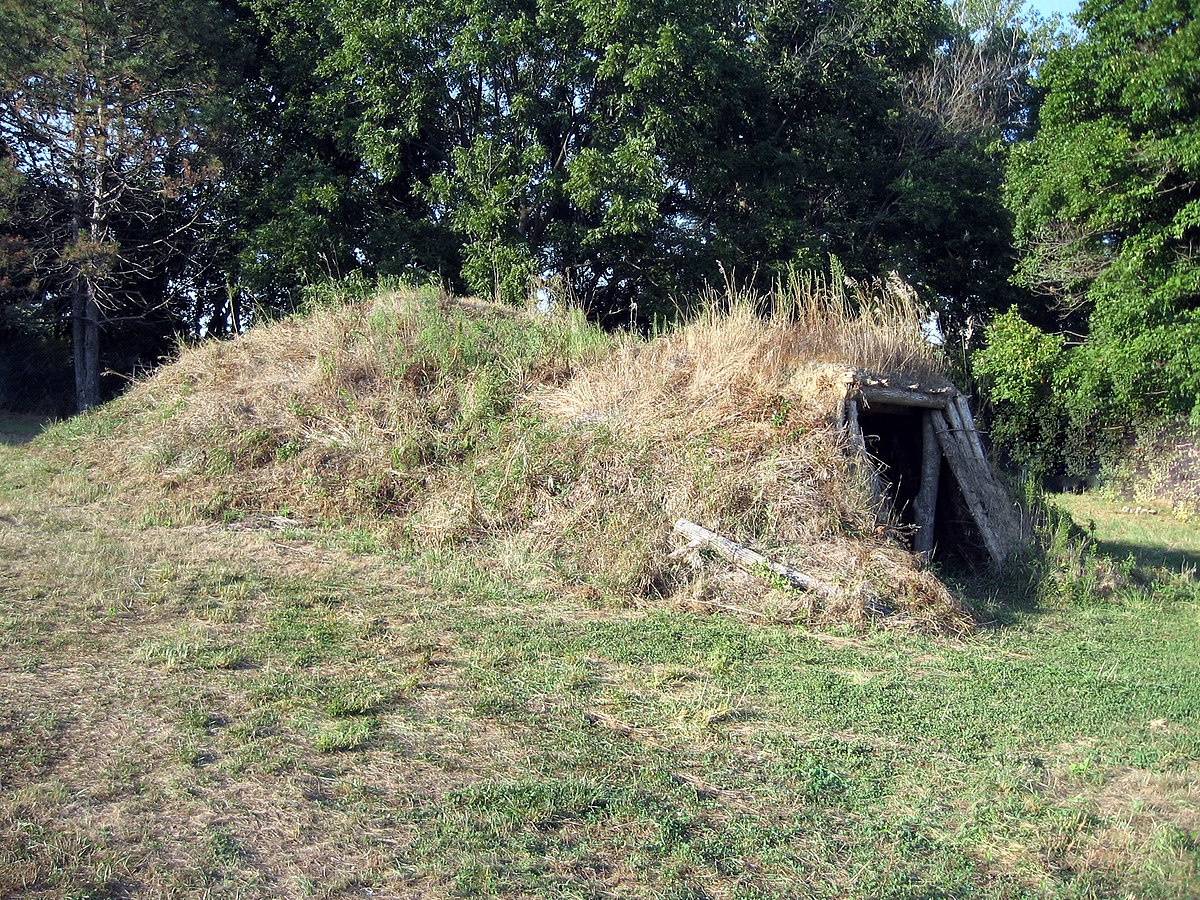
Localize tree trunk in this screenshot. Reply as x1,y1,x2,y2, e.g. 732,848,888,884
69,166,101,412
72,281,101,412
67,62,106,413
73,81,110,413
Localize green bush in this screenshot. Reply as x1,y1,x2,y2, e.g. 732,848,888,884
974,308,1138,480
972,308,1065,477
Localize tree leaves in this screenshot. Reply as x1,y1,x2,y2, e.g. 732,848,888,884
992,0,1200,472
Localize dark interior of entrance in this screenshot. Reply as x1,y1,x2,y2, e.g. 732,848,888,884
857,405,986,567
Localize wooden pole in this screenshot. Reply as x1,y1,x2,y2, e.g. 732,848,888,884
672,519,837,597
952,395,988,462
913,411,940,558
835,381,852,430
858,384,953,410
929,410,1020,567
943,398,968,440
846,398,865,452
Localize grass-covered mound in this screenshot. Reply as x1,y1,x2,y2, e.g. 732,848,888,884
48,282,968,631
4,286,1199,899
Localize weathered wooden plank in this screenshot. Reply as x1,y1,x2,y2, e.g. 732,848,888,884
673,519,837,596
952,394,988,462
943,396,967,436
858,384,952,410
845,397,865,451
944,398,986,468
912,411,940,558
930,411,1004,565
930,411,1022,567
835,381,851,430
845,399,885,511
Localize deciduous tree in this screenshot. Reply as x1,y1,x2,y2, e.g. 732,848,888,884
997,0,1200,469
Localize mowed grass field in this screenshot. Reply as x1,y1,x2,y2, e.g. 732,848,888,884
0,432,1198,897
1051,493,1200,574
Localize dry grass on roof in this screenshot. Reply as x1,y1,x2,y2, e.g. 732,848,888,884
530,289,968,633
47,279,971,633
764,270,948,383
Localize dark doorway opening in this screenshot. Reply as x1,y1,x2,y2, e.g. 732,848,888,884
858,405,923,528
857,404,987,568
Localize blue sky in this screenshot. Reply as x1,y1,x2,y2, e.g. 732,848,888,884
1025,0,1081,19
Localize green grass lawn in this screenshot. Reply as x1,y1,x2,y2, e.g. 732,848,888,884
1051,492,1200,574
1,446,1197,898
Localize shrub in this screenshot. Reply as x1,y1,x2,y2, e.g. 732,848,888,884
972,308,1065,477
974,308,1136,480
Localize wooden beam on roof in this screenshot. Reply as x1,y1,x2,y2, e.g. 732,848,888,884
857,383,954,410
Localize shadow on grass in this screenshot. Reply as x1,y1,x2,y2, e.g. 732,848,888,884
945,515,1199,629
1050,493,1200,575
0,413,53,446
934,553,1045,628
1090,538,1199,574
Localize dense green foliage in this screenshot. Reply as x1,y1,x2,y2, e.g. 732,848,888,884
972,308,1064,474
3,0,1194,487
254,0,1032,321
0,0,247,408
1,0,1043,411
989,0,1200,475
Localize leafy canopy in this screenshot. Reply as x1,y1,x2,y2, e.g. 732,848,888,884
1004,0,1200,424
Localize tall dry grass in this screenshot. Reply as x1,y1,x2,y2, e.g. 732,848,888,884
527,273,958,629
693,265,947,384
45,279,967,632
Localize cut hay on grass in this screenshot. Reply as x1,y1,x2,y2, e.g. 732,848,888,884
44,280,971,633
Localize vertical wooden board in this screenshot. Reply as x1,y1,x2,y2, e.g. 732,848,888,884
913,411,940,557
930,410,1020,567
952,395,988,462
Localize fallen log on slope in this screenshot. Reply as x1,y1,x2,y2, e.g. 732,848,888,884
672,519,838,597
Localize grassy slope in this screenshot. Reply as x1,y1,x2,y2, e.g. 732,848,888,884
2,447,1198,897
1,296,1198,898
